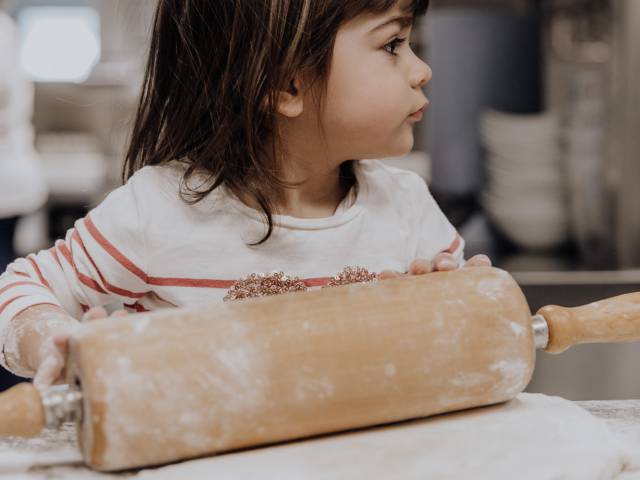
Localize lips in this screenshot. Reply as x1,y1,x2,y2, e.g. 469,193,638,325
410,100,429,116
409,104,427,121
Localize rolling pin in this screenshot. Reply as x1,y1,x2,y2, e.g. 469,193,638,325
1,266,640,471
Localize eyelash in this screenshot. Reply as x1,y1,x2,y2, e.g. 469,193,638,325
384,37,408,56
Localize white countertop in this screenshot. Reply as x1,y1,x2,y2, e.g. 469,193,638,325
2,399,640,479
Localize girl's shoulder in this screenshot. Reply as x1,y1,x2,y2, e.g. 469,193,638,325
128,161,223,199
92,162,185,219
121,161,227,217
128,160,186,187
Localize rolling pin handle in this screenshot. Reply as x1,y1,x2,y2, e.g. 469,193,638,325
537,291,640,353
0,383,83,438
0,383,45,437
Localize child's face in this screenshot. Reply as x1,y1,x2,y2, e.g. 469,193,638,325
321,3,431,160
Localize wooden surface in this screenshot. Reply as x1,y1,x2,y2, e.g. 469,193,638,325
2,398,640,479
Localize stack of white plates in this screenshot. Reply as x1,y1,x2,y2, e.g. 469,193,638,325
563,69,612,260
480,109,569,250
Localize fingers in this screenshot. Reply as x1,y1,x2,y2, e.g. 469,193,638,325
33,344,65,392
408,259,433,275
52,334,70,350
34,330,73,392
81,306,108,322
378,270,405,280
464,254,492,268
81,307,130,322
383,253,492,281
34,357,60,391
433,253,458,271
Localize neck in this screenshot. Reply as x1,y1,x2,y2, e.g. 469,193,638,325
272,113,357,218
239,105,357,218
238,162,355,219
275,161,354,218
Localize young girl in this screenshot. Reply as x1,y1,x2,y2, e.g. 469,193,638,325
0,0,489,392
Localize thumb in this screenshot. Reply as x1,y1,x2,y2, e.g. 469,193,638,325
34,333,71,391
433,253,458,271
33,351,64,392
378,270,405,280
464,254,492,268
81,306,108,322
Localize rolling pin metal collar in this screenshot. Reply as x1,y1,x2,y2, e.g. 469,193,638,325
42,384,83,429
532,314,550,349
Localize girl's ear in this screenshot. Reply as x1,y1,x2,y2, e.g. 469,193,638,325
275,77,304,118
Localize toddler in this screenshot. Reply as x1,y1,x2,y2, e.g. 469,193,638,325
0,0,489,392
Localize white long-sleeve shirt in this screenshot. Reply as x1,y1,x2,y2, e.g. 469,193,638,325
0,159,463,375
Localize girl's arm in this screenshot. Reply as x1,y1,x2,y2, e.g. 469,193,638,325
4,304,127,390
2,304,77,384
0,174,150,380
396,174,491,276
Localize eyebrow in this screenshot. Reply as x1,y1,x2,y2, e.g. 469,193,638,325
369,14,415,33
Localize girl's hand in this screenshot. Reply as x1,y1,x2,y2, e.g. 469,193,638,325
33,307,129,392
378,254,492,280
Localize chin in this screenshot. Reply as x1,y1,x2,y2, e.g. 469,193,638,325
356,132,414,159
389,133,414,157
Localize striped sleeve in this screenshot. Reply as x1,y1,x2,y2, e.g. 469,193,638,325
0,172,150,371
414,180,466,265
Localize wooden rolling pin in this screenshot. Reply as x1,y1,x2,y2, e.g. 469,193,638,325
1,267,640,471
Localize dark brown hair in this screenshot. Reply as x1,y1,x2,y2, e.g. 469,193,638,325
124,0,429,245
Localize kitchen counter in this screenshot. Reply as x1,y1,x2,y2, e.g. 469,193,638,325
3,399,640,479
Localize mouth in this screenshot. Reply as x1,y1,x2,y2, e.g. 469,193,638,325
409,100,429,118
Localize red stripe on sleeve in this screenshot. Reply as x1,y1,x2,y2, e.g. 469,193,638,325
445,234,462,254
27,255,52,291
56,240,108,295
49,247,62,268
147,275,335,289
69,232,112,293
125,302,150,313
0,281,49,296
68,234,145,299
147,277,234,289
0,296,27,316
84,215,147,282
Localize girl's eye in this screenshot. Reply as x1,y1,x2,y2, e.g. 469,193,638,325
383,37,407,56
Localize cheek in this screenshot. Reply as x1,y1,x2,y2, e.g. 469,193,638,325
324,71,405,139
322,95,414,158
320,41,414,157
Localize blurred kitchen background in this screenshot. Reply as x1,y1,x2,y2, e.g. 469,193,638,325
1,0,640,399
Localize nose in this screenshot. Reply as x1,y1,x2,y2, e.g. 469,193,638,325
409,54,432,89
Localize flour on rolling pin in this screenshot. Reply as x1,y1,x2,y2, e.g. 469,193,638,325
17,265,640,473
60,267,536,470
